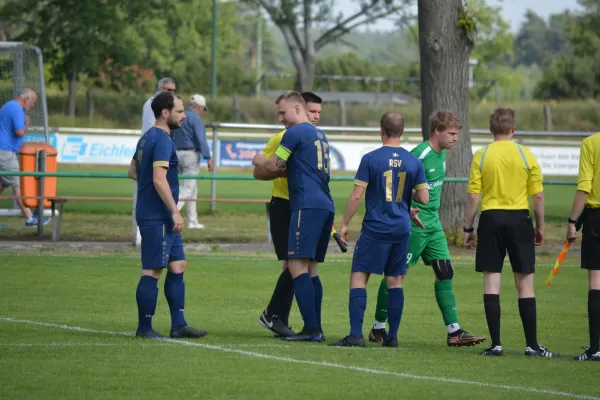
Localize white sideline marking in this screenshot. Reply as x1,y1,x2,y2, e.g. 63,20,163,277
0,343,170,348
1,317,598,400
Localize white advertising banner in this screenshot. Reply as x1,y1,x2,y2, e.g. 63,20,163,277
23,133,582,175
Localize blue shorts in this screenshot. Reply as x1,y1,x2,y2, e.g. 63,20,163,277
288,208,335,262
351,231,409,276
139,222,185,269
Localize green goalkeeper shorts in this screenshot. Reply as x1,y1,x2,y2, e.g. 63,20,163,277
407,229,450,268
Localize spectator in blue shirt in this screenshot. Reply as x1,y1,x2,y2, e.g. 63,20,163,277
172,94,213,229
0,88,47,227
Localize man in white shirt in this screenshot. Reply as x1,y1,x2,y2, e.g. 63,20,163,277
142,78,177,134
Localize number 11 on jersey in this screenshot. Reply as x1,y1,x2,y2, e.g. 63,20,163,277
383,169,407,202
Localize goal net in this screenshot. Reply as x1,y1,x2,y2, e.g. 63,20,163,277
0,42,50,208
0,41,50,142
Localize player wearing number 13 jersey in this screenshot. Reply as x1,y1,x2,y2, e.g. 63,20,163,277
255,90,334,342
369,111,486,348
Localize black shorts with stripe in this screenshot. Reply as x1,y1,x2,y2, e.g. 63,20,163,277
475,209,535,273
268,196,291,261
582,208,600,270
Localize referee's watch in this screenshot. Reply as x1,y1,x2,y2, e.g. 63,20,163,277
463,226,474,233
568,217,577,225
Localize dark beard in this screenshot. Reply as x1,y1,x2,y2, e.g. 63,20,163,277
167,117,181,130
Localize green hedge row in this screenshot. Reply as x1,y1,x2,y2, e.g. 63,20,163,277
44,92,600,132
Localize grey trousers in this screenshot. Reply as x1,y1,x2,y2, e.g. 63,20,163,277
176,150,199,223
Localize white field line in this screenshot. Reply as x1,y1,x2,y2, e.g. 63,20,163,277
0,317,597,400
0,343,171,348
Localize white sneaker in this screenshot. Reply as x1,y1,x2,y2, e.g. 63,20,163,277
188,222,204,229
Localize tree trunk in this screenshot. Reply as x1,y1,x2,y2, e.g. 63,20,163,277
418,0,476,244
294,61,315,92
67,70,77,118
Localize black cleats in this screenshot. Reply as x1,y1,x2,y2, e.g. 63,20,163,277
382,337,399,348
524,344,560,358
135,330,165,339
573,349,600,361
170,325,208,339
328,335,366,347
480,345,503,356
259,310,296,338
281,329,324,342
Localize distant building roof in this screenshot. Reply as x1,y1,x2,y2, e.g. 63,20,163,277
263,90,414,105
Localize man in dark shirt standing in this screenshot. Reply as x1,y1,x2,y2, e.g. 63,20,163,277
172,94,213,229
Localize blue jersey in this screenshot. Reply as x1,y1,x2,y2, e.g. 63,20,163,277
134,127,179,223
0,100,26,152
354,145,427,243
276,122,334,212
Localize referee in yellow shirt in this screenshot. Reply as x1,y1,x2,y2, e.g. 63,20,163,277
463,108,559,358
252,92,323,338
566,132,600,361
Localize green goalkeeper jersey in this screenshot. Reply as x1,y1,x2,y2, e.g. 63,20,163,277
410,141,446,233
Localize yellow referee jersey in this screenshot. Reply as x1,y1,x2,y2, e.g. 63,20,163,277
262,130,289,200
577,132,600,208
468,141,543,212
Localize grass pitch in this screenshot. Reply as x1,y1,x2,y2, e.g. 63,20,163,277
0,250,598,400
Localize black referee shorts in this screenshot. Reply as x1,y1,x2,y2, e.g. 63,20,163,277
269,196,291,261
475,209,535,274
582,208,600,270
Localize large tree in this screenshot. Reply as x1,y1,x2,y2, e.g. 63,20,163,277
418,0,476,242
0,0,153,117
246,0,411,91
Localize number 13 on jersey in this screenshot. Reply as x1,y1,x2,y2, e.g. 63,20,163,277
314,140,330,173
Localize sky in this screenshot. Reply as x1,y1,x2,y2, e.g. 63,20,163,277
336,0,581,33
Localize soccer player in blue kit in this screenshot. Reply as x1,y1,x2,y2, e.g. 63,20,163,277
253,90,335,342
329,112,429,347
128,91,207,339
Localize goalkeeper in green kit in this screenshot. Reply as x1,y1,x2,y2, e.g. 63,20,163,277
368,111,486,347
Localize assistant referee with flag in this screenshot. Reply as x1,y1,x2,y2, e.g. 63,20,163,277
566,132,600,361
463,107,559,358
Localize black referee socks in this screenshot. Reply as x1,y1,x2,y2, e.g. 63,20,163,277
518,297,538,350
589,290,600,353
483,294,501,347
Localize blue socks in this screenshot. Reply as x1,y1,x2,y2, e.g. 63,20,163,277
349,288,367,337
312,276,323,332
387,288,405,339
136,276,159,333
293,273,318,331
164,272,187,329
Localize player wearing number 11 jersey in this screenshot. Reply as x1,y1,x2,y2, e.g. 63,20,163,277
369,111,485,347
329,112,429,347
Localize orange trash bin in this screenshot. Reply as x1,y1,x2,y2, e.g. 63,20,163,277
19,142,58,208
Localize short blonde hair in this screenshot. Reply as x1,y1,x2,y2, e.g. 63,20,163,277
275,90,306,106
429,111,461,134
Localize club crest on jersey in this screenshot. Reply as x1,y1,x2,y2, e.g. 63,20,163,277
317,131,324,139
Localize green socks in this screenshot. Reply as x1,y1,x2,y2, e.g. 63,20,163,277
435,280,459,329
373,278,461,333
374,278,389,325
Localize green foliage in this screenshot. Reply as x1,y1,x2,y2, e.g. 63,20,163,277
467,0,514,66
534,1,600,99
514,10,573,67
457,5,476,34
